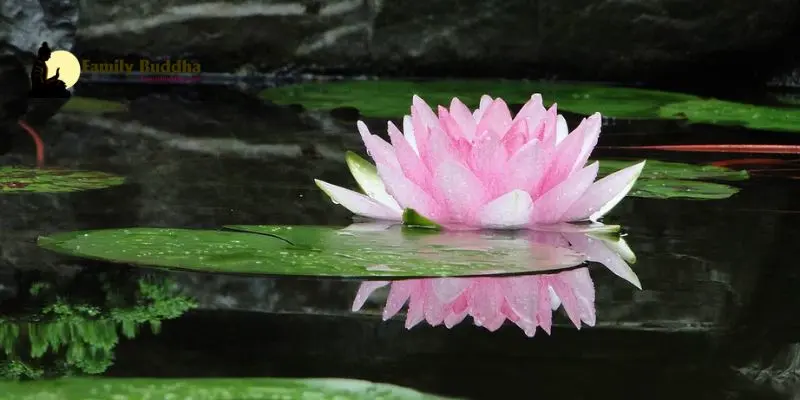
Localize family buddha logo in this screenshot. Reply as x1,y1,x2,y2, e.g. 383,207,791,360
29,42,201,93
29,42,80,98
81,57,201,83
81,59,201,74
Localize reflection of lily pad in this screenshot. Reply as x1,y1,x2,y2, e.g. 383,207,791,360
0,377,458,400
629,179,740,200
659,99,800,132
38,226,587,278
773,93,800,107
0,167,125,193
61,97,127,114
261,80,699,119
597,159,749,181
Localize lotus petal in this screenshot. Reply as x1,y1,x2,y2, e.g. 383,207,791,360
315,180,402,221
477,189,534,229
345,152,403,213
563,161,646,221
352,281,389,311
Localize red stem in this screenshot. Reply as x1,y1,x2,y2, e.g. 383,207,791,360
17,120,45,168
600,144,800,154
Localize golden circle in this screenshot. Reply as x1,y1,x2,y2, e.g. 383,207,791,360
45,50,81,88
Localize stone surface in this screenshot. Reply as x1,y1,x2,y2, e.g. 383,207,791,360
72,0,800,83
1,0,78,59
76,0,373,72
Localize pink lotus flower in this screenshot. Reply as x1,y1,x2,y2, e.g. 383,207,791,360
351,226,639,337
315,94,645,229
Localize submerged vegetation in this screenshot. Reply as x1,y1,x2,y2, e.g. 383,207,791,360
0,270,196,380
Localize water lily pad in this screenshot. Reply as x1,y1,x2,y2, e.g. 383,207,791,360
261,80,699,119
0,377,458,400
659,99,800,132
38,226,587,278
629,179,740,200
61,97,127,114
596,159,749,181
0,167,125,193
593,159,744,200
532,222,621,234
263,80,800,132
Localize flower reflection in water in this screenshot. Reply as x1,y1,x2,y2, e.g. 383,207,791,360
350,223,640,337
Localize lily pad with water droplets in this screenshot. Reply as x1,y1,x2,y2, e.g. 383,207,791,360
659,98,800,132
629,179,740,200
596,159,748,181
594,159,743,200
0,167,125,193
37,226,587,278
0,377,459,400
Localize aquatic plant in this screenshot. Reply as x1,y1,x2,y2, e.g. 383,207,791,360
0,377,459,400
316,94,645,229
261,80,800,132
0,167,125,193
38,224,596,278
352,225,638,336
0,274,196,380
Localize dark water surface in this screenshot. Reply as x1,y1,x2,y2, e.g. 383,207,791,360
0,83,798,399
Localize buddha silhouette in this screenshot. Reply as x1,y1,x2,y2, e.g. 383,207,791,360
29,42,71,99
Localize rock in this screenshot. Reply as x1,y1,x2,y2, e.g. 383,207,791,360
74,0,800,84
76,0,373,72
369,0,800,84
770,68,800,88
0,0,78,59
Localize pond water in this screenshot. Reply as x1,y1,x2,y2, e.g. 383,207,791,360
0,81,798,399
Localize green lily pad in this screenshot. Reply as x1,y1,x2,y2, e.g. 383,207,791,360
0,167,125,193
61,97,127,114
38,226,587,278
262,80,800,132
261,80,698,120
593,159,744,200
629,179,740,200
532,222,621,234
659,98,800,132
0,377,458,400
596,159,749,181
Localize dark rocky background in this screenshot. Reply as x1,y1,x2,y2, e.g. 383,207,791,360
2,0,800,90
